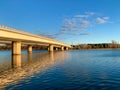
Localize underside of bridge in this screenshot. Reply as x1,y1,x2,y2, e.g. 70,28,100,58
0,40,70,55
0,25,71,55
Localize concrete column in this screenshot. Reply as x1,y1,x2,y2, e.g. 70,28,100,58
66,47,68,50
49,44,54,52
12,41,21,55
28,45,32,53
48,47,49,51
55,48,58,51
61,46,64,51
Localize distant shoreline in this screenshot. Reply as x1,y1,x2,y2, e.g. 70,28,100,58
72,48,120,50
1,48,120,51
0,46,47,50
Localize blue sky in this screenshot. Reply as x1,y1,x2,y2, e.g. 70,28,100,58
0,0,120,44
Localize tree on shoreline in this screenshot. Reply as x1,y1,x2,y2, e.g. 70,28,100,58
72,40,120,49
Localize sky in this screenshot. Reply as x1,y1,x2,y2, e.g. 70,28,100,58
0,0,120,45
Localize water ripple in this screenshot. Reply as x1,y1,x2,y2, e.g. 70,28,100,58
0,50,120,89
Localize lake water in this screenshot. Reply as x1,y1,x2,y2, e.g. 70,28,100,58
1,50,120,90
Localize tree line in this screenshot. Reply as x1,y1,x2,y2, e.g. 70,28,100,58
72,40,120,49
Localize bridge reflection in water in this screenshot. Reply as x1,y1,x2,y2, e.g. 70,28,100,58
12,55,21,68
0,51,69,89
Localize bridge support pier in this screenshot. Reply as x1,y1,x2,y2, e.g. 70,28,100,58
49,44,54,52
61,46,64,51
55,48,58,51
66,47,68,50
28,45,32,53
12,41,21,55
48,47,49,51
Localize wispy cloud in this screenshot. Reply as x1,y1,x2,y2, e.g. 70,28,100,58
85,12,95,16
96,17,109,24
74,12,95,18
39,12,111,39
74,15,89,18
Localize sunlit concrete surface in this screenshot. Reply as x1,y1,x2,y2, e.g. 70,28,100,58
0,25,71,54
0,25,71,47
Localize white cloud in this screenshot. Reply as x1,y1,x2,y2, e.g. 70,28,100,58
103,17,109,20
74,15,89,18
74,12,95,19
96,17,109,24
85,12,95,16
80,20,90,28
38,12,111,38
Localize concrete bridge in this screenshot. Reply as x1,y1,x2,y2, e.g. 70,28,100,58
0,25,72,54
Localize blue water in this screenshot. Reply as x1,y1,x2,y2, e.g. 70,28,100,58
1,50,120,90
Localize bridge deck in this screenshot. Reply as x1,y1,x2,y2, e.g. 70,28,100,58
0,25,71,48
